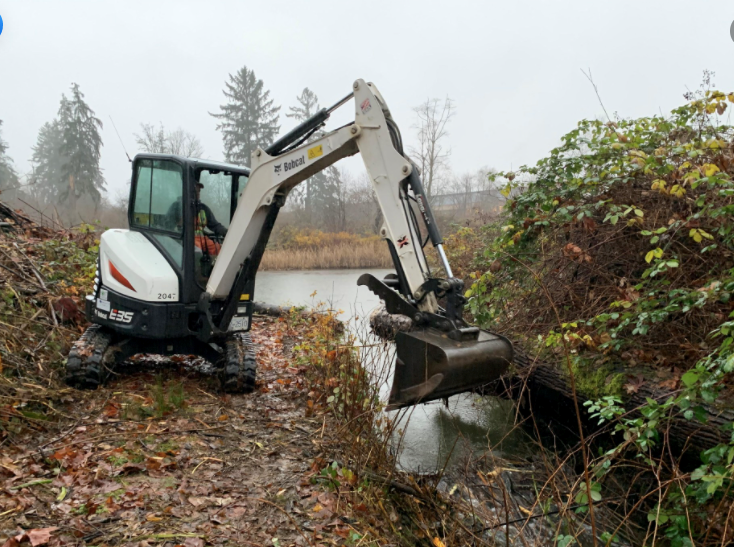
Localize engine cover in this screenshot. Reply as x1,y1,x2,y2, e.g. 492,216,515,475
99,230,180,303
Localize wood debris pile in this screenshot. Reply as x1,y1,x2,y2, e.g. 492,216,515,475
0,201,95,431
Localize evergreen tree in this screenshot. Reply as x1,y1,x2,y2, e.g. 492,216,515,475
0,120,19,193
322,164,346,232
57,83,106,214
211,66,280,166
286,88,319,122
30,120,66,206
286,88,321,218
285,88,342,229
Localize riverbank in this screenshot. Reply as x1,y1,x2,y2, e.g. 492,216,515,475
0,202,635,545
432,92,734,544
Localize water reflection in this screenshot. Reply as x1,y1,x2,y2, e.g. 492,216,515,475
255,269,392,321
390,393,529,473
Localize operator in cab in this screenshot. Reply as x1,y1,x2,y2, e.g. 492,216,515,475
193,180,227,256
165,178,228,256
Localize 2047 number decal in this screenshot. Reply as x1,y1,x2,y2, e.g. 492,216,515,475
157,293,176,300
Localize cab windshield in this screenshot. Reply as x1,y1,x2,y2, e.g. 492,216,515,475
131,159,184,234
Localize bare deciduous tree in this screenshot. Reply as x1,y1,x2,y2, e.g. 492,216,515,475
134,123,167,153
167,128,205,158
409,97,455,199
134,123,204,157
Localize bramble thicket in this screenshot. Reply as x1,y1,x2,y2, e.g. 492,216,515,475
452,87,734,544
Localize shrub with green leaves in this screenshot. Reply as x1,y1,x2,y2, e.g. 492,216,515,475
472,90,734,370
468,85,734,544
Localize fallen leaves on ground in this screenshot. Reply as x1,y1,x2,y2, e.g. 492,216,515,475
0,316,377,546
1,527,59,547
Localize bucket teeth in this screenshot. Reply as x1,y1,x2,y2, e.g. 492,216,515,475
387,328,513,411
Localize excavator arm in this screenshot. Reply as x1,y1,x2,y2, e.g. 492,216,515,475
207,81,437,307
201,79,512,410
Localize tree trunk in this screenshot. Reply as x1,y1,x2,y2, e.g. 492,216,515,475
504,348,734,453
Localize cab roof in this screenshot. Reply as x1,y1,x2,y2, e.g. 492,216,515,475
133,153,251,176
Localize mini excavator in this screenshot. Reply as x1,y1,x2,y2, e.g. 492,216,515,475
65,79,512,410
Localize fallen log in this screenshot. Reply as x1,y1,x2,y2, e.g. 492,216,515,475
253,302,343,335
506,348,734,453
0,201,34,229
370,304,734,453
252,301,295,316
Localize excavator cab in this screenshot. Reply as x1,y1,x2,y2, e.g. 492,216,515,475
67,154,257,392
78,155,252,346
129,155,250,299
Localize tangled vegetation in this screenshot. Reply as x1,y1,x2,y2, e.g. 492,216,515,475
0,213,97,432
461,83,734,545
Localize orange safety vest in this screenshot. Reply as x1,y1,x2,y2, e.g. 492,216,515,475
194,207,221,255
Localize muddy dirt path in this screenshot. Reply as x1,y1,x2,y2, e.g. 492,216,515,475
0,316,359,547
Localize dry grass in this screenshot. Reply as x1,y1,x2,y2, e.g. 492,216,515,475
261,240,392,270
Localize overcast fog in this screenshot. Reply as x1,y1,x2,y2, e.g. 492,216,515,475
1,0,733,200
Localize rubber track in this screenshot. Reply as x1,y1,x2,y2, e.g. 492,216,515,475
219,332,257,393
65,324,114,389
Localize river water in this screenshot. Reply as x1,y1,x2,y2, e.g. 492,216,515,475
257,269,530,472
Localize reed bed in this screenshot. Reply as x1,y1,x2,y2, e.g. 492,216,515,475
261,240,392,270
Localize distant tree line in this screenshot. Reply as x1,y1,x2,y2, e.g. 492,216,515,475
0,67,502,232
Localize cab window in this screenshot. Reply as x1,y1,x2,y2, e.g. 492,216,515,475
132,159,184,234
198,170,234,229
193,169,249,286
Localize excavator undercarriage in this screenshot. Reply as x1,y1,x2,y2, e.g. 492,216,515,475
66,324,256,393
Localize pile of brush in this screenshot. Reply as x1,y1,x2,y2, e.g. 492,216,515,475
0,200,96,434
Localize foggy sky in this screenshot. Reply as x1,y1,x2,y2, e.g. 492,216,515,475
1,0,733,202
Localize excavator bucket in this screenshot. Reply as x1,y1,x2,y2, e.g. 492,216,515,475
387,328,513,411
